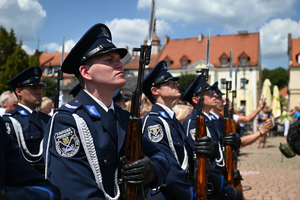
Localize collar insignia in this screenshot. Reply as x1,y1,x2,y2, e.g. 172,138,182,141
86,105,100,117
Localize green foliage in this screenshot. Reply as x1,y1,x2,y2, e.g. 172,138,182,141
42,77,56,98
0,26,17,66
178,72,197,98
262,67,287,92
29,49,40,67
0,43,29,92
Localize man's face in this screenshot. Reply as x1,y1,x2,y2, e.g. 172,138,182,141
2,94,10,108
86,51,126,91
17,85,43,110
203,89,217,108
156,80,181,101
215,95,224,112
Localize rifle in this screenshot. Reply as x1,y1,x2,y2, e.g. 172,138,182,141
54,37,65,112
230,64,244,199
121,1,156,199
223,49,234,187
194,30,210,200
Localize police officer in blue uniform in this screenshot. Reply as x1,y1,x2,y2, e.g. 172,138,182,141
3,66,50,174
0,116,61,200
141,60,215,200
43,24,169,200
182,76,242,200
113,89,129,109
69,83,82,98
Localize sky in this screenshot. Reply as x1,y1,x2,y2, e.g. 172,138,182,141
1,0,300,70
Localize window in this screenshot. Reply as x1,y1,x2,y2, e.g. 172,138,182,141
166,61,170,68
240,78,248,89
181,60,188,68
240,58,247,66
47,67,53,76
220,78,226,89
221,58,228,66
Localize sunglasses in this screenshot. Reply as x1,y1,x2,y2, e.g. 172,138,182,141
204,89,215,97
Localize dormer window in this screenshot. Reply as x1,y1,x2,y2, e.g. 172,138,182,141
221,59,228,66
240,57,247,66
181,60,188,68
239,52,249,66
180,55,190,69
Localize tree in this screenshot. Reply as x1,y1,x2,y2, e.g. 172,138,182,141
178,72,197,98
29,49,40,67
0,26,29,93
42,77,56,99
262,67,288,93
0,26,17,67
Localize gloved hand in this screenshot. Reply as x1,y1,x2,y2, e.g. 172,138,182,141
122,156,157,185
0,187,11,200
223,132,241,149
231,187,243,200
194,136,215,158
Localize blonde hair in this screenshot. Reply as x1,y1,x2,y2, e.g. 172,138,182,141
173,104,192,123
39,97,53,111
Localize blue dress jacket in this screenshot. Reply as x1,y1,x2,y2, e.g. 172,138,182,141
0,117,61,200
143,103,198,200
3,104,50,162
43,90,169,200
183,108,234,200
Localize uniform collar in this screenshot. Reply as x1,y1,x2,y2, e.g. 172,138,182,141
203,111,212,121
84,89,114,113
210,111,220,119
156,102,175,119
18,103,37,114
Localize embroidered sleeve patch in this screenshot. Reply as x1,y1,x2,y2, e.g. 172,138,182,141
5,123,11,134
55,127,80,157
148,124,163,143
190,128,196,140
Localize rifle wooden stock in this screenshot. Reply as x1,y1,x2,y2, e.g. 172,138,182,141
230,120,244,199
124,118,143,200
223,118,234,187
196,116,207,200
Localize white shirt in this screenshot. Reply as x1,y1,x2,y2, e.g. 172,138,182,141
84,89,115,113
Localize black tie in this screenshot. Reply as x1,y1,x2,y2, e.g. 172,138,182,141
102,109,118,144
32,111,42,127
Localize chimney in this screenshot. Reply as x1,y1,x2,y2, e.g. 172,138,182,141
198,33,203,42
164,35,170,46
238,31,248,35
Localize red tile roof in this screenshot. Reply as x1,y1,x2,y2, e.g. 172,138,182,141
291,38,300,67
279,86,288,97
40,52,69,66
124,32,260,70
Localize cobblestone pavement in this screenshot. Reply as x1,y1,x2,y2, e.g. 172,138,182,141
237,136,300,200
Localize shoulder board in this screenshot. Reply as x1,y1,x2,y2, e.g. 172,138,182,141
114,104,129,113
5,109,19,116
59,100,82,113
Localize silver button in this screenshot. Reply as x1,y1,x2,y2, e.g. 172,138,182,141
104,159,107,164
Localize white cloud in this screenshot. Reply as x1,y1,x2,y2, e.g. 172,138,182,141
260,18,300,59
21,44,35,55
41,39,76,53
105,18,171,50
138,0,296,32
0,0,46,41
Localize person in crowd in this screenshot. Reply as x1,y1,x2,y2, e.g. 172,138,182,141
39,97,54,116
3,66,50,174
173,104,192,124
4,92,18,114
43,23,170,200
281,106,294,141
0,116,61,200
69,83,82,99
141,60,215,200
0,91,11,116
112,89,129,109
293,106,300,121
